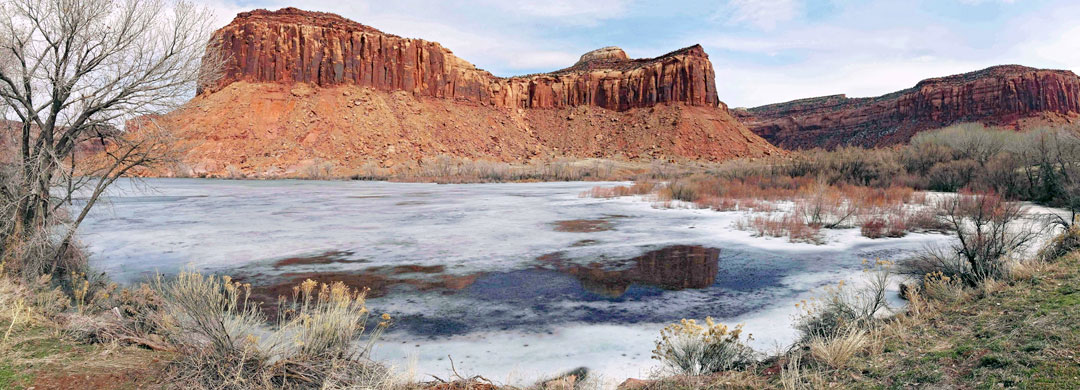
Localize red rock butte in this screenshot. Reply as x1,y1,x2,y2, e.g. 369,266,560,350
158,8,777,177
737,65,1080,149
203,8,720,111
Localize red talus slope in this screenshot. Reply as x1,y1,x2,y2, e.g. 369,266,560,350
162,8,777,176
738,65,1080,149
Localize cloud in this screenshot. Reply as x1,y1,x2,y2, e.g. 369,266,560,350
505,51,582,70
503,0,632,24
722,0,803,30
956,0,1017,4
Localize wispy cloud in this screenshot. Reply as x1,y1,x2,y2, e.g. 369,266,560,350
504,0,632,24
721,0,803,30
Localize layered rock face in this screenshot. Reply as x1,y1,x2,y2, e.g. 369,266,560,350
161,8,776,176
205,8,718,111
738,65,1080,149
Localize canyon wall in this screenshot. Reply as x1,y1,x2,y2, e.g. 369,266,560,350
204,8,718,111
738,65,1080,149
161,8,776,176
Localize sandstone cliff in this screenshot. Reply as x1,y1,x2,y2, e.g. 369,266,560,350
738,65,1080,149
205,8,719,111
161,7,776,176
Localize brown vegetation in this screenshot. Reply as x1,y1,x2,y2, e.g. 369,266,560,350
588,123,1080,242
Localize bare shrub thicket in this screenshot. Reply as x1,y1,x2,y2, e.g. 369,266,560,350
300,158,334,179
905,192,1038,286
376,155,633,183
582,181,655,198
598,175,936,242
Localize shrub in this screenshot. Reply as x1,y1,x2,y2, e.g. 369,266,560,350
652,318,756,376
900,142,955,177
739,213,822,244
912,123,1011,164
154,272,392,389
908,192,1038,285
859,218,887,239
926,159,980,192
794,261,893,341
583,181,655,198
1038,224,1080,262
665,179,699,202
301,158,335,179
153,272,266,367
918,271,968,303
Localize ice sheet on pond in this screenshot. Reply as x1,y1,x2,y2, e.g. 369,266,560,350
74,178,958,384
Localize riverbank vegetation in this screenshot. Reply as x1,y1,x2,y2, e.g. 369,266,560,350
586,124,1080,244
1,0,1077,382
633,229,1080,389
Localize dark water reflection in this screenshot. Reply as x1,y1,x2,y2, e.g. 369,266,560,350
538,245,720,298
238,244,793,337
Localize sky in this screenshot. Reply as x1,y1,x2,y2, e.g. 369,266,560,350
197,0,1080,108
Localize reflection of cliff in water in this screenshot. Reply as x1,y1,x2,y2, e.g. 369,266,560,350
546,245,721,298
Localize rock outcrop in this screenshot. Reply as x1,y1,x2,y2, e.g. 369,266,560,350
205,8,719,111
738,65,1080,149
159,8,776,176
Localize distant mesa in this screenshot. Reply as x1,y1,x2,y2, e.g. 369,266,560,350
153,7,778,178
737,65,1080,149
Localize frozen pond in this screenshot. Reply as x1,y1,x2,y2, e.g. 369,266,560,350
74,178,958,384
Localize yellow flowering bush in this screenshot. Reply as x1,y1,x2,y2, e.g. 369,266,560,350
153,272,393,388
275,279,390,360
652,317,756,375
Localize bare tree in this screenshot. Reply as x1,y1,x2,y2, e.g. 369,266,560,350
0,0,224,276
907,192,1038,285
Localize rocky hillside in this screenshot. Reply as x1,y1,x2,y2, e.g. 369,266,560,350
163,8,776,177
737,65,1080,149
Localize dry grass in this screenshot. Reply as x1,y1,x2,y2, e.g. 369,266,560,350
808,328,869,369
778,353,826,390
582,181,655,198
737,214,823,244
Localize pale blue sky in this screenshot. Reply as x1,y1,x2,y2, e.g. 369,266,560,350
200,0,1080,107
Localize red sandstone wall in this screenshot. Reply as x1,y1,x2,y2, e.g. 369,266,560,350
739,65,1080,149
203,8,718,111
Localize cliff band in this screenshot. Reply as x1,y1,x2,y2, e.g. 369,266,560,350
737,65,1080,149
